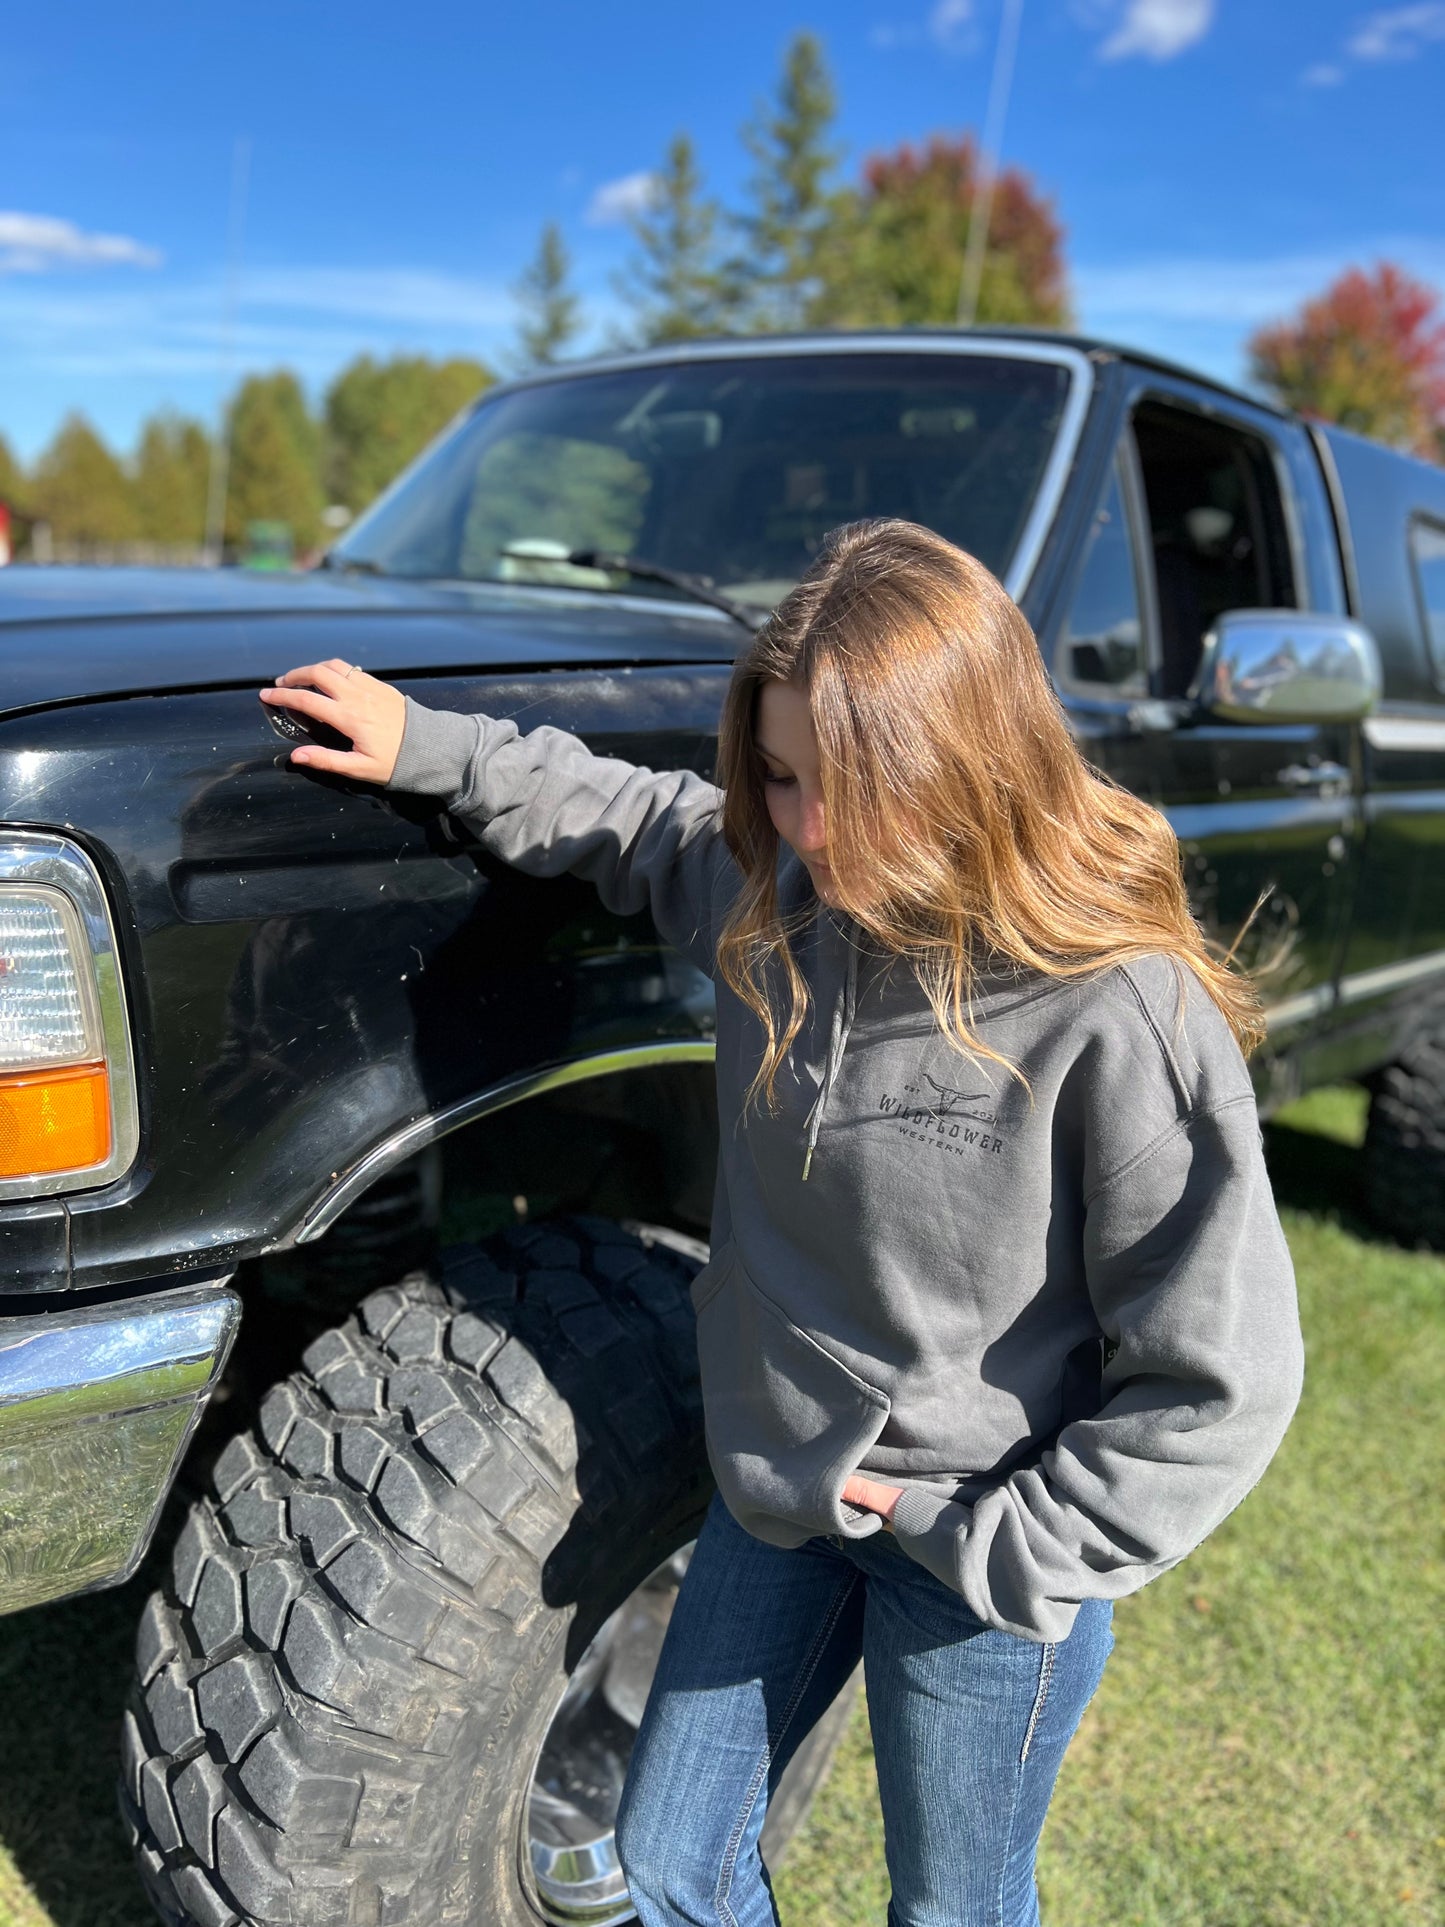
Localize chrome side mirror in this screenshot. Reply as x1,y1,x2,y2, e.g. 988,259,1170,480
1189,609,1383,725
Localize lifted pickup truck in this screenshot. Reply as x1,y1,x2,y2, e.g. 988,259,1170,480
2,329,1442,1927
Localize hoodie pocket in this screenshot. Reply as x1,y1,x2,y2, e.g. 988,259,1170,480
689,1242,735,1317
691,1246,892,1544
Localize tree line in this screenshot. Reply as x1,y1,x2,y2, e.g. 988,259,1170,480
0,31,1438,561
0,357,494,557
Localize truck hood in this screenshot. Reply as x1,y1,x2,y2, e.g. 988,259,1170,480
0,566,741,716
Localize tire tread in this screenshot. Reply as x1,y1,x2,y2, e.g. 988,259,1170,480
125,1214,707,1926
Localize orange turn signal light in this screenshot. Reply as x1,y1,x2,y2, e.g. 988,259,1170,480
0,1061,112,1178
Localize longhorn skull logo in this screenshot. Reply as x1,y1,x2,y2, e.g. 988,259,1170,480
923,1074,996,1122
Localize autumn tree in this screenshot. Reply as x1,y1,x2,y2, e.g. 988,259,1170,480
615,134,734,345
31,414,138,545
513,222,582,370
841,134,1071,329
729,31,852,330
325,354,494,514
223,372,324,551
134,412,211,546
1248,262,1445,459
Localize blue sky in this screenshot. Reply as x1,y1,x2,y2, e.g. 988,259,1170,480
4,0,1443,462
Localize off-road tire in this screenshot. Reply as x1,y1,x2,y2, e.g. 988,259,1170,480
1361,1026,1445,1251
121,1213,861,1926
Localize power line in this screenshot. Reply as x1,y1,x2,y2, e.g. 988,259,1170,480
203,135,250,566
957,0,1024,328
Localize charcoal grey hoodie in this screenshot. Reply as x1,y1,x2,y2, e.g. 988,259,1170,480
384,693,1305,1643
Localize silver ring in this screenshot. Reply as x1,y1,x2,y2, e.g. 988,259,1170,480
343,664,356,680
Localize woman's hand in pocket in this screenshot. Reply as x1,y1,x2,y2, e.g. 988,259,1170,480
260,659,407,784
843,1474,905,1530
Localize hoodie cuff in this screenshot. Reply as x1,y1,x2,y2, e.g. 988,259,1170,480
887,1488,974,1592
385,695,486,799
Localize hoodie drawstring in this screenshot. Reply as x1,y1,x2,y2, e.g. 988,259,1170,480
801,928,859,1182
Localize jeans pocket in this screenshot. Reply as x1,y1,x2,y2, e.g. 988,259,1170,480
694,1251,892,1545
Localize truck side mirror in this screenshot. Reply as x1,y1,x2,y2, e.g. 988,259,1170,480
1187,609,1383,725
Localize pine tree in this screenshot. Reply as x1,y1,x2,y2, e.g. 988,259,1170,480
615,134,733,345
0,434,26,515
223,372,324,552
31,414,138,545
728,31,850,332
134,413,212,546
513,222,582,370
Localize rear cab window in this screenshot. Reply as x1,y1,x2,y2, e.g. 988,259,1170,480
1408,517,1445,686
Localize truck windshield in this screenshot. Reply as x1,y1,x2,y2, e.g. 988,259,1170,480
331,350,1074,610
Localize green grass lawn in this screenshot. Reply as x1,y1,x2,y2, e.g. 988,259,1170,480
0,1085,1439,1927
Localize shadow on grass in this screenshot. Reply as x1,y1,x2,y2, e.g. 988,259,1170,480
1262,1119,1374,1235
1259,1082,1399,1251
0,1506,179,1927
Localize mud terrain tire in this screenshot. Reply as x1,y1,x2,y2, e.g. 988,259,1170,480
1361,1025,1445,1252
121,1213,860,1926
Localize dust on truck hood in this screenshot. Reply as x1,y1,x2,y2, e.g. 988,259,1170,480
0,566,738,716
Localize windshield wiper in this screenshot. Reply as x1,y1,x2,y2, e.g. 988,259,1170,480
566,548,767,634
318,552,389,578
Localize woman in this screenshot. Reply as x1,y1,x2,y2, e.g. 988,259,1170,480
261,518,1305,1926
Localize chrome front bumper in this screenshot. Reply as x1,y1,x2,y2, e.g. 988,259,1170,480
0,1281,240,1615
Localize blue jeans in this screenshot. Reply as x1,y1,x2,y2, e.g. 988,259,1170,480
614,1486,1113,1927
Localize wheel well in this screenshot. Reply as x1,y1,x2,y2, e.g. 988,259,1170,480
212,1063,718,1453
440,1058,718,1241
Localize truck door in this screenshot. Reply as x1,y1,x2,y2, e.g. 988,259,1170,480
1047,377,1357,1071
1316,423,1445,1066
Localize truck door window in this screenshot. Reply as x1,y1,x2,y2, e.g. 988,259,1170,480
1057,454,1147,697
1408,517,1445,683
1131,400,1297,699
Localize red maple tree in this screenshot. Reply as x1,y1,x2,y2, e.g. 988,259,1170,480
1248,261,1445,461
846,133,1071,329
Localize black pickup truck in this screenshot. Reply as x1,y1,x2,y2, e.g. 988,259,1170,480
2,329,1443,1927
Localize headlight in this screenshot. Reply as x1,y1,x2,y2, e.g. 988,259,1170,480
0,832,139,1196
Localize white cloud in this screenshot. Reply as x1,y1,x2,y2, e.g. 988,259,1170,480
869,2,977,54
242,266,513,330
584,171,658,227
0,265,517,395
0,210,162,275
929,0,975,50
1065,238,1445,395
1347,4,1445,60
1099,0,1215,62
1076,240,1445,329
1300,5,1445,86
0,254,633,459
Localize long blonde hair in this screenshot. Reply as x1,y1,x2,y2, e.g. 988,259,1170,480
712,517,1272,1119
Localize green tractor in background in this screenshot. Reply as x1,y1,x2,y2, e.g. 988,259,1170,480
240,519,295,571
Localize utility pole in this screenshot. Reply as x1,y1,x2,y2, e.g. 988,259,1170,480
203,136,250,566
957,0,1024,328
